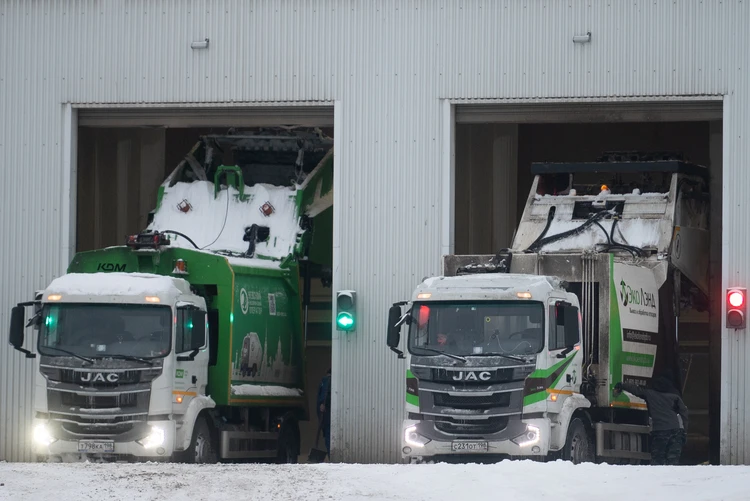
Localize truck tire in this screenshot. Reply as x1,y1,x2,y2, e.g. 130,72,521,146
276,421,299,464
183,416,218,464
563,417,594,464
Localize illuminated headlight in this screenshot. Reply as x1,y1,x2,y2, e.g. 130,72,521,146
404,426,430,448
511,425,540,447
33,423,56,446
137,426,165,449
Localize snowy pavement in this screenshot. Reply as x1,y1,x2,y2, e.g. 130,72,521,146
1,460,749,501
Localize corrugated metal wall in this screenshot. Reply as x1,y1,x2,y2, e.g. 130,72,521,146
1,0,749,464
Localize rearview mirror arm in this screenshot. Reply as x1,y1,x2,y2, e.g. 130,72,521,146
389,346,405,359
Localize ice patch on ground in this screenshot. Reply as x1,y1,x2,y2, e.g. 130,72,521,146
148,181,301,260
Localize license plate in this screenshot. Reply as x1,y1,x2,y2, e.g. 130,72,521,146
77,441,114,453
451,441,488,452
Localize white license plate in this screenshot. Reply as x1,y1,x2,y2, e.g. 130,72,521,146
77,441,114,453
451,441,488,452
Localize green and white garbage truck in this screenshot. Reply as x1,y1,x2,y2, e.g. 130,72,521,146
387,153,709,464
9,128,334,463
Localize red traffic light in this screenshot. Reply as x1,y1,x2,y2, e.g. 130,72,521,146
727,288,747,330
729,290,745,308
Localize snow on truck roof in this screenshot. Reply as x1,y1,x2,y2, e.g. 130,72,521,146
147,180,300,261
44,273,190,298
415,273,562,301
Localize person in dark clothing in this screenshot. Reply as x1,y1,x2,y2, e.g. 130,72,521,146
614,376,688,465
316,369,332,456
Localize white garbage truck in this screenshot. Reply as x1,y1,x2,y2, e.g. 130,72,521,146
387,153,709,464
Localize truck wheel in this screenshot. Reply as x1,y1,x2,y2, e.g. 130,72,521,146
276,422,299,464
184,417,217,464
563,418,594,464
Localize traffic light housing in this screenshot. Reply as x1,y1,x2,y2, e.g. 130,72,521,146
727,287,746,329
336,290,356,332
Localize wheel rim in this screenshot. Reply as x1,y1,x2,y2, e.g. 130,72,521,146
194,431,210,463
570,430,587,464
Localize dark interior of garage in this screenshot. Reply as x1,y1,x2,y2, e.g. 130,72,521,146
76,125,334,462
455,119,722,465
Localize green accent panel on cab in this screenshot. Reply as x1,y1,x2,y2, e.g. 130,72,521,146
522,352,577,406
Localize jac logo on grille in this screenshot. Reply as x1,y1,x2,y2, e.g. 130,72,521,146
78,372,120,383
452,371,491,382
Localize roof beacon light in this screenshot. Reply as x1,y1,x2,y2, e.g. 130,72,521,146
517,292,532,299
145,296,161,303
47,294,62,301
417,293,432,299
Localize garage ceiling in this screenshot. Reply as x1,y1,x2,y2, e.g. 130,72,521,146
455,100,723,124
77,105,335,128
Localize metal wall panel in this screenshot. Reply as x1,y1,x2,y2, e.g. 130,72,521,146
0,0,749,464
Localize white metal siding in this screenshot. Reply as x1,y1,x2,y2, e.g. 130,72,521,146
1,0,749,464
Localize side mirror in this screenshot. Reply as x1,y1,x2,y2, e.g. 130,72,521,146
387,305,405,359
9,305,36,359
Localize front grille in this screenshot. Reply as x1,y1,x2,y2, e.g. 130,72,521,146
435,416,509,435
433,392,511,409
51,413,146,437
60,392,138,409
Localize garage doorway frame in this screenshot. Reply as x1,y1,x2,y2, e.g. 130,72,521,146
441,95,724,464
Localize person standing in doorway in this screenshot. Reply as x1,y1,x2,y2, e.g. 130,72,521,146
614,375,689,465
317,368,332,457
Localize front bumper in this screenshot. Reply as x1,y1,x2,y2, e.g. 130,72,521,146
33,418,177,460
400,418,550,460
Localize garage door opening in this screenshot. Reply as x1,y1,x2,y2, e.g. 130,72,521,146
453,102,722,465
73,111,334,463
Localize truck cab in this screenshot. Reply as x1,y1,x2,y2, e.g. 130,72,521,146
388,273,587,463
10,272,213,462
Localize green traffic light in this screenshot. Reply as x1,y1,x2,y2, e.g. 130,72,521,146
336,312,355,331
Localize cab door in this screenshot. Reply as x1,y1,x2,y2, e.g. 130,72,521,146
545,299,582,409
173,304,210,408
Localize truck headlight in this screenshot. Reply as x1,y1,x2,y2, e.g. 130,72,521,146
33,423,56,446
511,425,540,447
404,426,430,448
137,426,165,449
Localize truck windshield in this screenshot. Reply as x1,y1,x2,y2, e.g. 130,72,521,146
38,303,172,359
408,301,544,357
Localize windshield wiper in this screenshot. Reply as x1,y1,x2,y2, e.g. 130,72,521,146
416,347,467,363
473,352,528,363
40,346,94,365
96,354,154,366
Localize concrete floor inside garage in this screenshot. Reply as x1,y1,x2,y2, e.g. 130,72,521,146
455,118,722,465
75,124,334,463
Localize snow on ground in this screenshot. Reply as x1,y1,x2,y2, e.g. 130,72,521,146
1,461,749,501
148,181,300,260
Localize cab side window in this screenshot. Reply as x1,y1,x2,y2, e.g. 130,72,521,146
549,302,580,351
176,307,207,354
